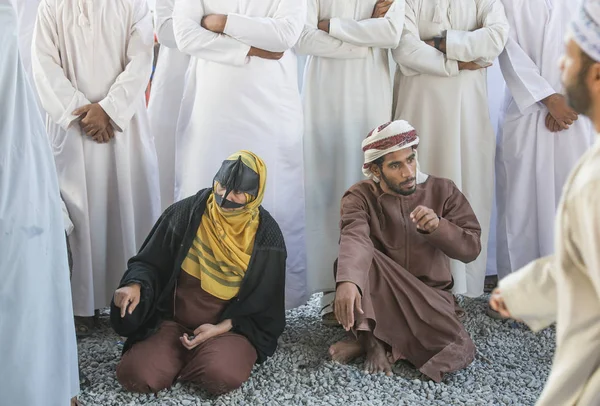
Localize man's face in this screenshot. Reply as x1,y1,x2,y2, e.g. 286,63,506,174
371,148,417,196
561,35,593,115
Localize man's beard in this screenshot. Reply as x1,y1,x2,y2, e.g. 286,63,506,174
381,170,417,196
566,68,593,115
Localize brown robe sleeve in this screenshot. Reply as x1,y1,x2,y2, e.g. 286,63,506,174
422,182,482,263
336,190,375,294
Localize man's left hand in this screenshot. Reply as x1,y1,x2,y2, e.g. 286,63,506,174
73,103,110,137
180,323,222,350
372,0,394,18
410,205,440,233
202,14,228,33
318,20,330,33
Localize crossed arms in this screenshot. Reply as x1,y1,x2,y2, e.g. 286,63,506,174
295,0,404,59
392,0,509,77
173,0,306,66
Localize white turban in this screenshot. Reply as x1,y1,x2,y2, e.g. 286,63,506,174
362,120,428,183
572,0,600,62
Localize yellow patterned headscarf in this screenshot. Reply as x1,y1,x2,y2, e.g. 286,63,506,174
181,151,267,300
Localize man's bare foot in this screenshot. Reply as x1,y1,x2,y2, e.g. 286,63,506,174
362,333,392,376
71,397,81,406
329,339,364,363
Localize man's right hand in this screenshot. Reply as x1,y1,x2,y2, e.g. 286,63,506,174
73,103,110,138
114,283,141,318
372,0,394,18
542,93,578,130
545,112,564,133
489,288,511,319
458,61,492,71
248,47,284,60
334,282,364,331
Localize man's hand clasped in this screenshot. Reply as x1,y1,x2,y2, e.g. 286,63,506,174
543,93,578,132
73,103,114,144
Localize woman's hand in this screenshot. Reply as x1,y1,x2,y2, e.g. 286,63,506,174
180,319,233,350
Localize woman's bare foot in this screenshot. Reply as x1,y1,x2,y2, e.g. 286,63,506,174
329,339,364,363
362,333,392,376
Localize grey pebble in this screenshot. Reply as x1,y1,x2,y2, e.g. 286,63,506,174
76,294,554,406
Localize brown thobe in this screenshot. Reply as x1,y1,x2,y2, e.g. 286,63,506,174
116,272,257,395
336,177,481,382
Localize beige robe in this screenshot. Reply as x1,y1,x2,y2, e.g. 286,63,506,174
499,136,600,406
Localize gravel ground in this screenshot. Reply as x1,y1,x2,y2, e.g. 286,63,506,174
77,295,555,406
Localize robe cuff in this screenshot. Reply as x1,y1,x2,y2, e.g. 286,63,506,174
421,217,459,253
98,98,125,133
514,88,556,116
498,268,555,333
335,276,365,296
445,30,469,62
328,18,344,41
58,92,91,131
447,59,459,77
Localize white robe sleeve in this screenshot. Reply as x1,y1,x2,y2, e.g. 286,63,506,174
223,0,306,53
499,256,558,332
497,0,555,114
445,0,509,64
391,0,459,77
328,0,404,48
97,0,153,132
31,0,91,131
155,0,177,48
294,0,368,59
572,185,600,303
173,0,250,66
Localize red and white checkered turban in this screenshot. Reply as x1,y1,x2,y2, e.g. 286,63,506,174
362,120,419,180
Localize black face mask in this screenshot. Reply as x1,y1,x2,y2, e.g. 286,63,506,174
213,155,260,209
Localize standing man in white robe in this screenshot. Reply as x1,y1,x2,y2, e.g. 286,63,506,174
392,0,509,297
490,2,600,403
148,0,190,211
0,1,79,404
32,0,161,324
295,0,404,322
173,0,309,308
495,0,595,281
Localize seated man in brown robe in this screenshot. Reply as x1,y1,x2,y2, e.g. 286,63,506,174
330,120,480,382
110,151,286,395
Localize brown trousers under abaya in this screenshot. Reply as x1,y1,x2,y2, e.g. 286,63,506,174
116,272,257,395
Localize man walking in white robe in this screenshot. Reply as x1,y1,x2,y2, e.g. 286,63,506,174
495,0,595,280
295,0,404,322
32,0,161,321
0,1,79,404
148,0,190,211
173,0,309,308
490,2,600,403
392,0,509,297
